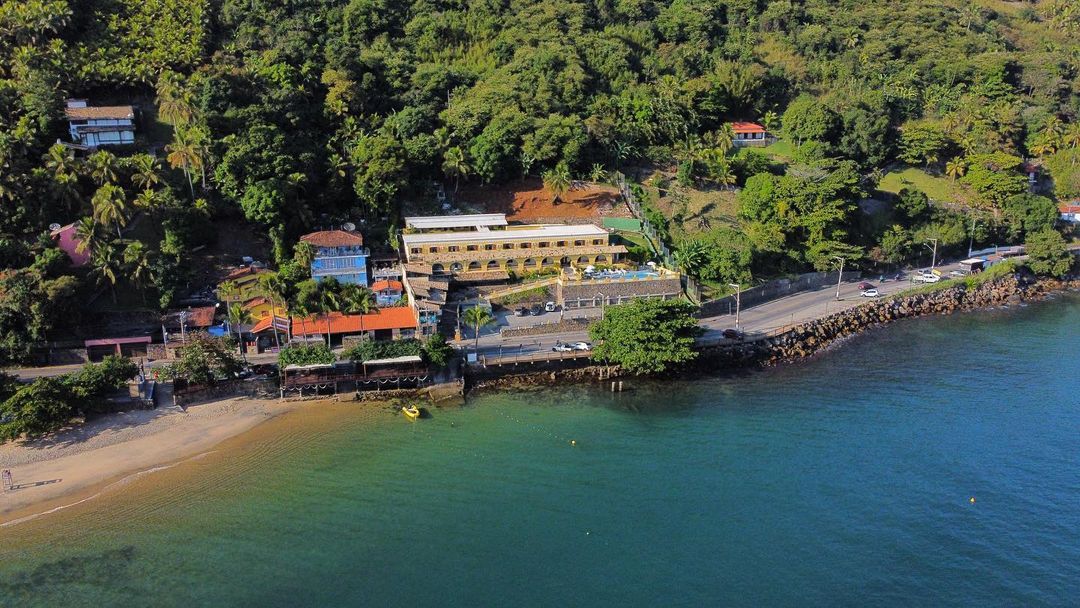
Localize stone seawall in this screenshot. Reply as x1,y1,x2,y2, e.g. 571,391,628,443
705,273,1078,366
466,273,1078,392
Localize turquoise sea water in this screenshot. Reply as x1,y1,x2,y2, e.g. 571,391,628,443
2,295,1079,606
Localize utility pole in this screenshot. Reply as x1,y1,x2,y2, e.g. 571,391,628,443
597,291,607,320
727,283,742,329
967,217,976,258
833,256,845,301
924,238,939,270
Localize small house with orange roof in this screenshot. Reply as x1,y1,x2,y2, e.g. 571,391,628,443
1060,202,1080,223
371,279,404,307
730,121,769,146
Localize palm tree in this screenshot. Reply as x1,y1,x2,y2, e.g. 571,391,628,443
316,280,342,346
257,271,288,348
462,306,494,354
51,170,82,212
91,184,128,239
74,216,100,255
90,242,122,303
1062,123,1080,159
442,146,470,193
716,161,737,189
945,157,967,180
542,161,572,204
156,72,197,126
761,111,778,134
339,282,377,343
133,188,163,215
710,123,736,155
44,143,76,179
123,241,154,287
227,303,252,355
129,154,162,190
166,129,200,199
87,150,118,186
293,241,317,272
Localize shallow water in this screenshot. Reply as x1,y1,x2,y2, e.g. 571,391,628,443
2,296,1079,606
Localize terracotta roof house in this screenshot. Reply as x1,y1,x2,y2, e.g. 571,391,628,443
1060,203,1080,223
300,229,370,286
64,99,135,148
730,121,768,146
290,306,418,345
371,279,404,306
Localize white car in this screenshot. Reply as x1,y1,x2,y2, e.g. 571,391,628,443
552,342,574,352
545,301,557,312
949,270,968,277
913,273,941,284
860,288,880,297
571,341,592,351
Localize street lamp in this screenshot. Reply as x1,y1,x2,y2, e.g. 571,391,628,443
596,291,607,320
727,283,741,329
924,238,939,270
833,256,845,301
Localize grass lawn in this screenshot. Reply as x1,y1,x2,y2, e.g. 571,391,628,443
761,137,794,160
877,167,956,202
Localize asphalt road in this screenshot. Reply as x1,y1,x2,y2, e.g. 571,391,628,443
470,262,970,361
2,259,980,377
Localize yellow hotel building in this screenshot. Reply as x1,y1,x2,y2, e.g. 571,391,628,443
401,214,628,277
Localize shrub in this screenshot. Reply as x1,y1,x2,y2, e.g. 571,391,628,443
345,338,423,363
278,343,336,367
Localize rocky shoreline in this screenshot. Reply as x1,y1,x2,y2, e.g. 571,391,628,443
466,272,1079,393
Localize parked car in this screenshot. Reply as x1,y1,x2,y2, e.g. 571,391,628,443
860,288,880,297
949,269,968,277
571,341,592,351
514,307,529,317
722,328,743,340
858,281,874,290
552,342,574,352
529,305,543,315
913,273,940,283
545,301,557,312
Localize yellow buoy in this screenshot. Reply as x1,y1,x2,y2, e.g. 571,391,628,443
969,497,976,504
570,440,577,446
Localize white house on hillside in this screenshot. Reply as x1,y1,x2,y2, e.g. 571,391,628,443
65,99,136,148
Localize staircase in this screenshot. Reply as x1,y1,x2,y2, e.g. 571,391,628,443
485,276,559,302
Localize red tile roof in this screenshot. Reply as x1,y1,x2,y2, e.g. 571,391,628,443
291,307,417,336
222,266,267,282
300,230,364,248
371,280,404,292
65,105,135,121
186,306,217,328
730,121,766,134
1060,204,1080,214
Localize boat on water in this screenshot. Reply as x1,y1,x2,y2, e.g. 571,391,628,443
402,405,420,421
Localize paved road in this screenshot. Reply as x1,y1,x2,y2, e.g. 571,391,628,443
2,260,976,378
468,261,970,361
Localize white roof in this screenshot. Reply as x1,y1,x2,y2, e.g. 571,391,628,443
404,214,508,230
283,363,335,371
960,258,986,264
403,223,608,245
362,355,424,366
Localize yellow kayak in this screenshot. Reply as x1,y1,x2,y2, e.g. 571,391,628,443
402,405,420,421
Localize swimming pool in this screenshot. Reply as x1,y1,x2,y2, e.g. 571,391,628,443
585,270,660,280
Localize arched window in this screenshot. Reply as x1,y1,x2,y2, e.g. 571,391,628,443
523,258,537,267
595,254,607,263
432,263,445,274
450,262,463,272
487,260,499,269
541,257,554,267
577,256,590,264
468,261,481,270
560,257,571,266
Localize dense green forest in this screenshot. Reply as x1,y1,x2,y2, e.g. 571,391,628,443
1,0,1078,362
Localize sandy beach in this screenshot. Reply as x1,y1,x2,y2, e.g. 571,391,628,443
0,396,319,525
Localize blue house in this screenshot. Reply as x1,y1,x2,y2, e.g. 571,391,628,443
301,229,369,286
